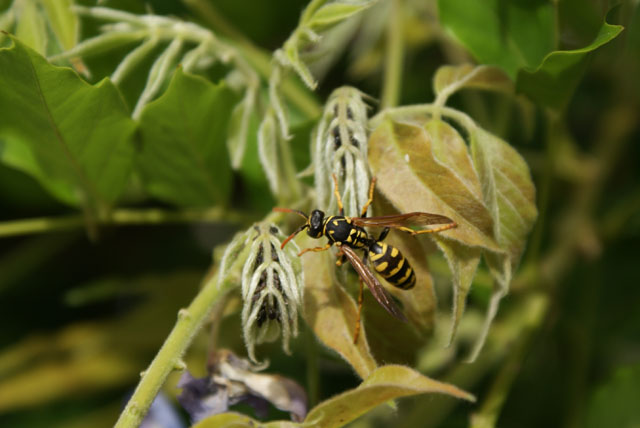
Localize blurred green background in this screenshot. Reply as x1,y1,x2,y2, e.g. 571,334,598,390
1,0,639,427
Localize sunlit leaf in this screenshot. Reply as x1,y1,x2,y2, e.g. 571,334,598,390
299,235,378,379
137,68,238,207
470,127,537,266
193,412,294,428
369,117,536,360
308,1,373,31
435,239,481,346
0,36,137,209
433,64,513,105
303,365,474,427
369,118,500,253
466,125,536,360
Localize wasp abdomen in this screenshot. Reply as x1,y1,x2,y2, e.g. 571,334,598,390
369,242,416,290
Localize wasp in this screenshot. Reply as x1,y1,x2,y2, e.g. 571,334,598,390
275,175,457,343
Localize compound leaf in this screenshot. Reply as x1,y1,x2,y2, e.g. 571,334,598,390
137,68,238,207
0,36,136,210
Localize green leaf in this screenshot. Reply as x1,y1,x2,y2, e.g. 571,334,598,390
40,0,78,51
193,413,294,428
470,127,537,266
303,365,474,427
14,0,47,54
438,0,555,79
0,36,137,209
308,1,373,31
369,117,537,360
299,235,378,379
368,118,500,253
516,19,624,110
438,0,623,110
433,64,513,105
137,68,238,207
467,125,536,360
435,239,481,346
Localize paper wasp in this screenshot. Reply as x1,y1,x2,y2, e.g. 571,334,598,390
274,175,456,342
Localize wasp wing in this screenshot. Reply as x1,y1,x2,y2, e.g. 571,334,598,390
351,212,455,228
339,245,407,323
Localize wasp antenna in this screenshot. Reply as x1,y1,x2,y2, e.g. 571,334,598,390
280,224,308,249
273,207,309,220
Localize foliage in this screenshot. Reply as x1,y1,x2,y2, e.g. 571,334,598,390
1,1,638,428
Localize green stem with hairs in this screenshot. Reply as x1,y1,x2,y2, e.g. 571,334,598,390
114,271,234,428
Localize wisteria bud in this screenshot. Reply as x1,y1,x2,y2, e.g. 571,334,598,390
218,223,303,363
314,86,372,217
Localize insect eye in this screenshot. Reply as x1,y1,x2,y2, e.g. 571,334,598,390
310,210,324,230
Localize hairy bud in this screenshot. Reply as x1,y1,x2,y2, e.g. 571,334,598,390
218,223,303,362
314,86,372,217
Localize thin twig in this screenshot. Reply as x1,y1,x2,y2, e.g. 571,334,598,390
381,0,404,109
0,207,250,239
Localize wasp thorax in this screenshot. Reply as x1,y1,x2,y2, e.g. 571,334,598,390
307,210,325,238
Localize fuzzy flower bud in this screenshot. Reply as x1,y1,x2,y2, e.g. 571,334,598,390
218,223,303,363
314,86,372,217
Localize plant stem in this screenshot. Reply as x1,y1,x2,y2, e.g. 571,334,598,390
182,0,322,119
305,324,320,407
114,270,233,428
0,207,249,239
370,104,478,133
381,0,404,109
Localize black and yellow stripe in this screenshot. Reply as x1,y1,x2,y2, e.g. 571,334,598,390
324,216,368,249
368,242,416,289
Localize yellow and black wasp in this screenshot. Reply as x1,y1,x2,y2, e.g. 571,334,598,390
275,175,457,343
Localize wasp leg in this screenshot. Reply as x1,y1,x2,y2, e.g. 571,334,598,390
359,177,377,217
377,227,390,242
298,243,332,256
331,173,345,215
353,276,364,344
336,253,346,266
397,223,457,235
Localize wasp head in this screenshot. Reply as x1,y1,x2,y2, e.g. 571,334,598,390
308,210,325,238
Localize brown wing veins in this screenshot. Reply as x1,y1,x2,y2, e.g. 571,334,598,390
339,245,407,323
351,212,455,228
